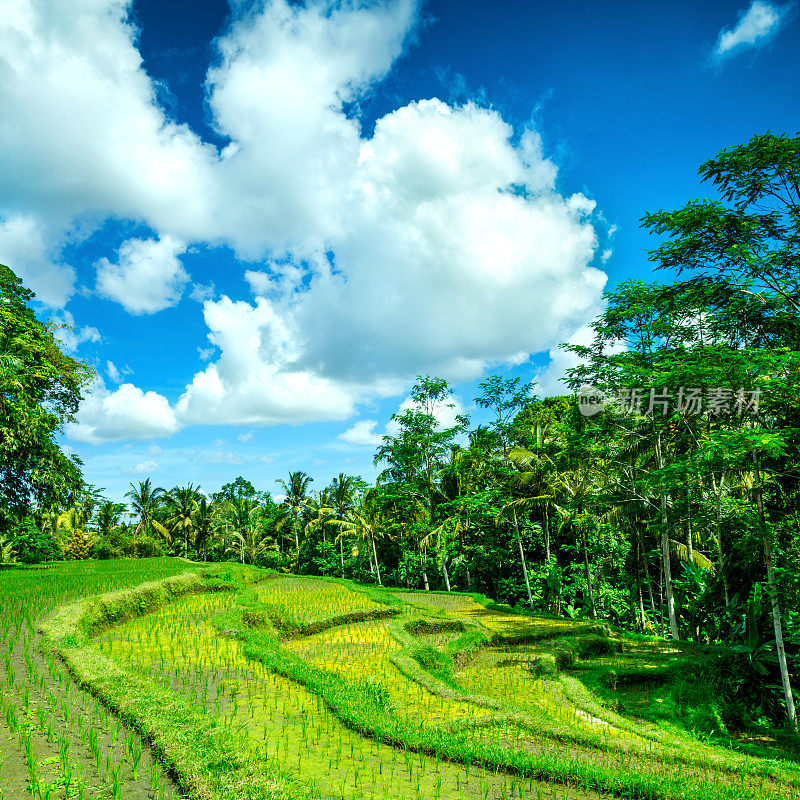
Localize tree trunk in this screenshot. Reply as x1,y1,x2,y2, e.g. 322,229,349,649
512,508,533,608
442,559,451,591
339,537,345,577
685,485,694,566
419,540,430,591
754,454,797,729
543,508,551,562
642,541,658,620
711,473,730,607
635,536,647,630
370,533,382,586
655,433,678,640
293,514,300,553
580,525,597,619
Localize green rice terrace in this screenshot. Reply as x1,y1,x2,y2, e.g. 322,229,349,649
1,559,798,800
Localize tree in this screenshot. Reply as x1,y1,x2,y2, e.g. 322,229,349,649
95,501,124,538
329,474,359,575
277,471,313,553
477,375,536,606
57,508,93,560
641,132,800,727
333,490,385,585
0,265,90,526
125,479,169,544
166,485,200,558
375,376,467,590
223,497,274,564
193,497,215,561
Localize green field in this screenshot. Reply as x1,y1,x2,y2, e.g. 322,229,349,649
2,559,799,800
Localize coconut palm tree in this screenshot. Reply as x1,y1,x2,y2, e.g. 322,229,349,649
166,484,201,558
329,474,357,574
193,496,215,561
95,500,125,538
276,471,313,553
303,490,335,544
223,497,275,564
332,490,384,585
125,478,169,543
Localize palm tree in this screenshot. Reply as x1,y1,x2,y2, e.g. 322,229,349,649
329,474,357,574
193,497,215,561
95,500,125,538
223,497,274,564
276,471,313,553
332,490,385,585
0,536,15,565
303,490,334,545
166,484,200,558
125,479,169,544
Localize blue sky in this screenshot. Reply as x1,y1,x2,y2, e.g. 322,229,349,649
1,0,797,501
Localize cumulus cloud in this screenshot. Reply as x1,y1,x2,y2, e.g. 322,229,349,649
52,310,101,353
174,296,362,426
385,393,468,437
67,378,179,443
1,0,610,443
106,360,132,383
533,324,625,397
714,2,788,59
95,235,188,314
0,214,75,307
338,419,383,446
125,459,160,475
0,1,216,306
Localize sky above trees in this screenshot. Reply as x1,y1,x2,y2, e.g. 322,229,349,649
0,0,797,500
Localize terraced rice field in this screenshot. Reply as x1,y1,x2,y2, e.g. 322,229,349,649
0,559,198,800
5,562,800,800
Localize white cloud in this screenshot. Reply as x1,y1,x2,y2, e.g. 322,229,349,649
96,235,188,314
106,360,132,384
147,443,162,457
0,214,75,307
338,419,383,446
0,0,216,307
175,296,362,426
125,459,159,475
714,2,787,59
190,282,215,302
67,378,179,443
237,431,254,443
52,310,101,353
0,0,610,442
200,450,246,465
386,393,467,437
204,0,418,258
534,324,625,397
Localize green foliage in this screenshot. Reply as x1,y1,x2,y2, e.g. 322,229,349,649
10,517,61,563
0,265,89,522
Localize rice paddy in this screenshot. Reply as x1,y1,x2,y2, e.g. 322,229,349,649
0,558,198,800
5,561,800,800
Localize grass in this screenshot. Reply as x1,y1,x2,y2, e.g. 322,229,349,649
0,557,201,800
12,562,800,800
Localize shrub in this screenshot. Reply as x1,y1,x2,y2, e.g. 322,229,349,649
578,635,619,658
554,647,576,670
527,654,557,677
598,669,618,689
